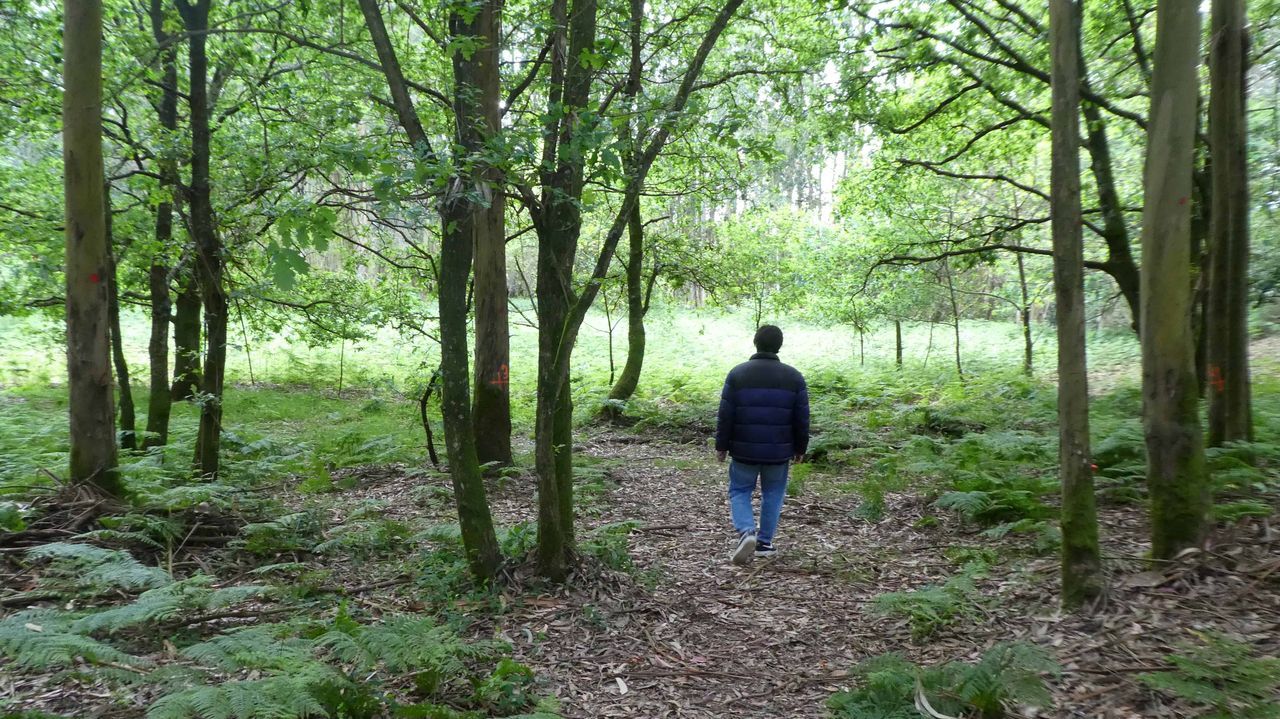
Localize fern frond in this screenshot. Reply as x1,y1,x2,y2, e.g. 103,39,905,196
25,542,170,594
72,576,268,635
0,610,147,670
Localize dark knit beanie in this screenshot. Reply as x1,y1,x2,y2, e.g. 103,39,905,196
754,325,783,353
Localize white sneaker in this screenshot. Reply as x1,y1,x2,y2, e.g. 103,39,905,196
731,531,757,565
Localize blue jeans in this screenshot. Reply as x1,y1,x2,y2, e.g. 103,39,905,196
727,460,789,543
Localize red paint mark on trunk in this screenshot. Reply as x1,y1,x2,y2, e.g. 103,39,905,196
89,272,101,283
1208,365,1226,393
488,363,509,388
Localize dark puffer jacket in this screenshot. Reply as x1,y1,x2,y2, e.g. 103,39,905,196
715,352,810,464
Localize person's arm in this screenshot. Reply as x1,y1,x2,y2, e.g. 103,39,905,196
715,375,734,461
793,376,810,462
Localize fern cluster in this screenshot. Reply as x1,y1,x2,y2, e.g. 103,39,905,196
828,642,1059,719
871,565,986,641
25,542,170,596
1139,632,1280,718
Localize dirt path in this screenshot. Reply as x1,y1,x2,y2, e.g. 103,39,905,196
472,433,1280,719
485,434,1011,717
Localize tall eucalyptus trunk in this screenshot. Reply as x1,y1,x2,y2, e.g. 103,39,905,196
1206,0,1253,446
471,0,512,467
63,0,121,495
1140,0,1210,559
1051,0,1101,608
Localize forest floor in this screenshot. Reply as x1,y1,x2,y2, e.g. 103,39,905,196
307,430,1280,719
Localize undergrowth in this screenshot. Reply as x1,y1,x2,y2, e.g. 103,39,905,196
827,641,1060,719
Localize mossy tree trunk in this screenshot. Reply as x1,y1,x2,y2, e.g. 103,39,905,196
358,0,501,580
1050,0,1102,609
63,0,122,495
170,270,201,400
471,0,512,467
608,201,647,405
175,0,226,479
1140,0,1210,559
105,198,137,451
1206,0,1253,446
142,0,176,449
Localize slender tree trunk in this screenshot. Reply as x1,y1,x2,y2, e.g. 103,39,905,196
1079,70,1141,329
895,319,903,368
1141,0,1210,559
337,339,345,396
530,0,743,580
1051,0,1102,609
175,0,226,479
858,328,865,366
924,321,934,367
609,201,646,403
144,258,171,447
143,0,175,449
471,0,512,467
105,199,136,451
170,270,201,399
1207,0,1253,446
1017,251,1033,376
944,259,963,380
1191,156,1211,396
357,0,501,580
63,0,121,494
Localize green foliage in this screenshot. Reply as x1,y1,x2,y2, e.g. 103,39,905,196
580,521,638,571
871,566,986,641
72,577,268,636
828,642,1059,719
24,542,170,596
312,501,413,559
0,609,146,670
235,512,323,556
1139,633,1280,718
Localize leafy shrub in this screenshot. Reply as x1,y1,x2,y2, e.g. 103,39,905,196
828,642,1059,719
1139,632,1280,719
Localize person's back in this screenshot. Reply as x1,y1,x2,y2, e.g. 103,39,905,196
715,325,809,564
718,354,808,465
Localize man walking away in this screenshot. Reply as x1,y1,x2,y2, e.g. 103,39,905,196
715,325,810,564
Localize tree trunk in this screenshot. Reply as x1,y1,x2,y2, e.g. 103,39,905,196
609,201,646,403
63,0,121,495
176,0,226,479
1140,0,1210,559
170,270,202,400
895,319,903,368
143,0,175,449
356,0,501,580
1079,66,1141,329
1206,0,1253,446
105,198,136,451
944,259,963,380
1051,0,1102,609
1017,251,1033,376
471,0,512,467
